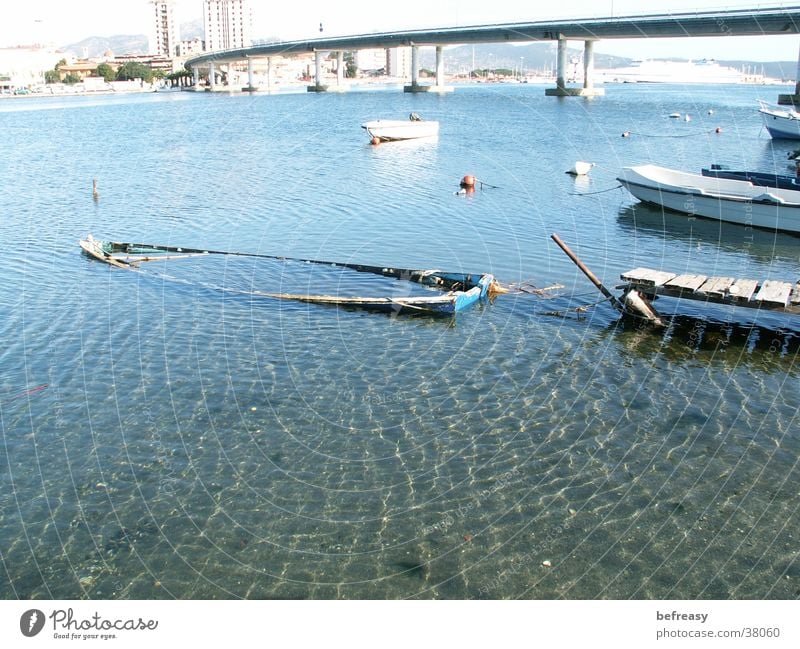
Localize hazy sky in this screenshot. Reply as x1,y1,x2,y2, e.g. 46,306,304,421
3,0,799,61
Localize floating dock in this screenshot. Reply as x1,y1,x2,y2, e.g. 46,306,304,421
619,267,800,319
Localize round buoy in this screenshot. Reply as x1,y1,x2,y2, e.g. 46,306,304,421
622,131,631,138
715,127,722,134
460,174,476,188
371,137,380,145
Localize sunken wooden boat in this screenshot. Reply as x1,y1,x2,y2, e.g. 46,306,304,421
79,235,498,316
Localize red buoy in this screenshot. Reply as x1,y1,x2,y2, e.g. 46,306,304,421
371,137,381,145
460,174,476,188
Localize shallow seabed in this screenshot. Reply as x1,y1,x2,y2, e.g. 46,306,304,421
1,83,799,599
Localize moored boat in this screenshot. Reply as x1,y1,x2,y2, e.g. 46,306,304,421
361,113,439,142
701,165,800,190
758,100,800,139
617,164,800,233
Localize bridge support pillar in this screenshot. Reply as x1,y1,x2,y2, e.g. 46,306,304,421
546,37,604,97
405,44,453,93
307,50,329,92
243,57,258,91
327,50,348,92
778,40,800,105
208,62,216,91
192,66,200,90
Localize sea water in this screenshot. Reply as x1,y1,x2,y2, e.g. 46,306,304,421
1,83,799,599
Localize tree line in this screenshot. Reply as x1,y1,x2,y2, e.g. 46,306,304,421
44,60,163,84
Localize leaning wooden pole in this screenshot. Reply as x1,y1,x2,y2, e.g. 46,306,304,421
550,233,625,313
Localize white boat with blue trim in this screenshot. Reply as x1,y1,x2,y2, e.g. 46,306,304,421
758,100,800,139
617,164,800,234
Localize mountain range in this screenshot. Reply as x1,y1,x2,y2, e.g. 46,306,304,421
60,28,794,81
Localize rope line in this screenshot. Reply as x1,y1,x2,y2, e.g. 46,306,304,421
570,184,623,196
623,128,721,139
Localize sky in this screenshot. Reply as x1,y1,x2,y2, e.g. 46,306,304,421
2,0,799,62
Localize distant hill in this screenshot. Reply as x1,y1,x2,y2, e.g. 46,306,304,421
418,42,631,73
180,19,204,41
61,34,148,58
61,20,203,58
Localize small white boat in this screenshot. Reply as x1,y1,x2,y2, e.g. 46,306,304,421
617,164,800,234
758,100,800,139
361,113,439,142
567,161,594,176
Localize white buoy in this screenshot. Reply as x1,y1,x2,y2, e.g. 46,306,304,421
684,114,691,122
708,108,714,115
567,161,595,176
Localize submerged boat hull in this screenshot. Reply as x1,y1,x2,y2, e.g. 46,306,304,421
618,164,800,233
361,119,439,141
79,236,495,316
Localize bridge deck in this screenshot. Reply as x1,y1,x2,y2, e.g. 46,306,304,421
186,6,800,66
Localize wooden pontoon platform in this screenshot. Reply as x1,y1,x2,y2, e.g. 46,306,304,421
619,267,800,317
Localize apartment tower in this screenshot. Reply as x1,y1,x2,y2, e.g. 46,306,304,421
148,0,180,57
203,0,253,52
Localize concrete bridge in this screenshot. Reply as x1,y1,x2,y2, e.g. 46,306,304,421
185,6,800,99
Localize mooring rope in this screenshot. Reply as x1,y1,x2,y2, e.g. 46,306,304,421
541,297,609,317
570,184,623,196
621,127,722,139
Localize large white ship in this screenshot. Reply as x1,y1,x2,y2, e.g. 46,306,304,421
596,59,773,84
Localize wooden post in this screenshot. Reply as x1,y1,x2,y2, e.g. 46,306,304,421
550,234,622,310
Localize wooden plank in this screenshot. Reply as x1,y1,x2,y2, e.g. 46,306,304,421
727,279,759,302
620,268,676,287
697,276,735,297
665,274,707,291
755,280,793,307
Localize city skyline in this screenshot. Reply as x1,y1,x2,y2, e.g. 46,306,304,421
2,0,800,62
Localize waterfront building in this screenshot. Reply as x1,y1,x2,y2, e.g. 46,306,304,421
149,0,180,57
387,47,412,79
203,0,253,51
0,45,64,92
178,38,205,58
356,49,386,74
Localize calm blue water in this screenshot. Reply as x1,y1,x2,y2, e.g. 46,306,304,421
1,83,800,600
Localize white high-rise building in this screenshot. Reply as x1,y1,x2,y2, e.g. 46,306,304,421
148,1,180,57
203,0,253,52
387,47,412,79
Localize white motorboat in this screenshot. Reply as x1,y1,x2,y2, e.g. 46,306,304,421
361,113,439,142
617,164,800,234
758,100,800,139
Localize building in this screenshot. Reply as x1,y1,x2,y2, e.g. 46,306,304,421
177,38,205,58
149,1,180,57
356,49,386,74
203,0,253,52
387,47,412,79
0,45,64,91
